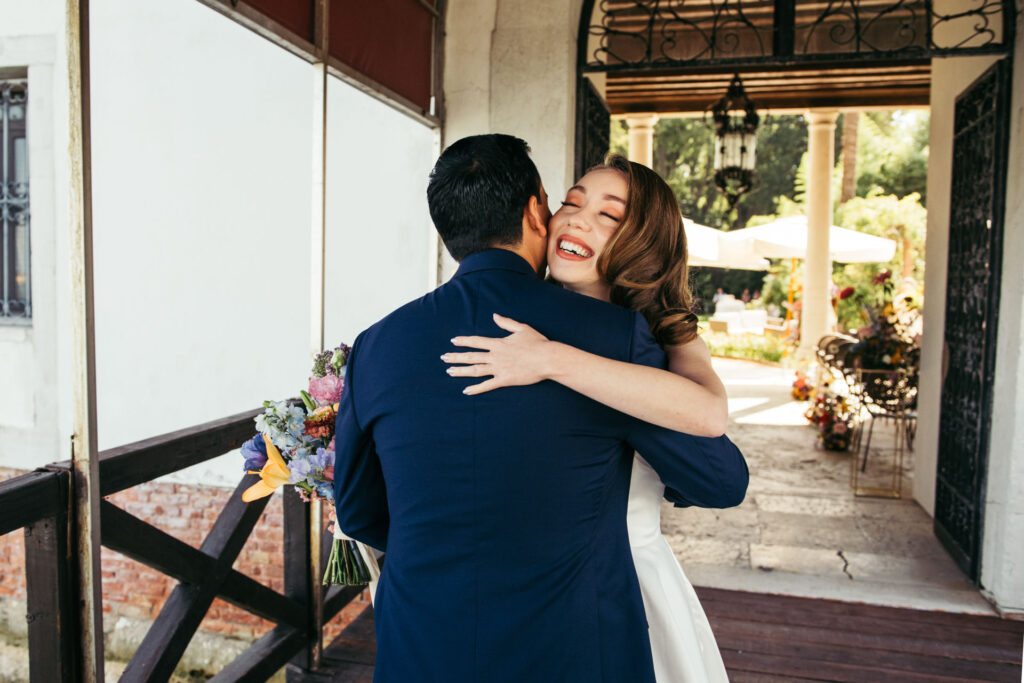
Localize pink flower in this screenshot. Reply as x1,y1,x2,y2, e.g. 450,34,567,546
323,466,334,482
833,422,848,434
309,374,344,404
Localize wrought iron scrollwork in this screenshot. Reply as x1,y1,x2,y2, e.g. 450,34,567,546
582,0,1011,70
797,0,925,54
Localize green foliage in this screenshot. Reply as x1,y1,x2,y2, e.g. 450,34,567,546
610,118,628,157
759,260,796,312
702,329,790,364
855,111,930,205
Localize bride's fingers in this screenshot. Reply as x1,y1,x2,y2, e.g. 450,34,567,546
463,378,502,395
446,364,492,378
441,351,490,365
492,313,531,333
450,335,499,350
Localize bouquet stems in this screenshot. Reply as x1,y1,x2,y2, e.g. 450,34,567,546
323,524,372,586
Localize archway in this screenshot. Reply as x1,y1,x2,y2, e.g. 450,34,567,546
574,0,1016,586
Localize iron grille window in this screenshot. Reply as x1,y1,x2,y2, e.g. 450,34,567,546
1,79,29,321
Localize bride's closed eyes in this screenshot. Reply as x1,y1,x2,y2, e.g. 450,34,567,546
558,199,623,223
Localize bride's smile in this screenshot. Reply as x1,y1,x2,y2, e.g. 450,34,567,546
555,234,593,260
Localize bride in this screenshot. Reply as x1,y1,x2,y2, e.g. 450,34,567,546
443,155,731,683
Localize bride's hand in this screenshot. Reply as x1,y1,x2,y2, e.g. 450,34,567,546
443,313,556,395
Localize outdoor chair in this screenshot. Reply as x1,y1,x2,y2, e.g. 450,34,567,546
844,367,918,497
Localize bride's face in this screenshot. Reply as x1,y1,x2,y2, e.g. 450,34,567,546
546,168,627,300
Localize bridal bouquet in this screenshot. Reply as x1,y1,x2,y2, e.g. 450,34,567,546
240,342,376,586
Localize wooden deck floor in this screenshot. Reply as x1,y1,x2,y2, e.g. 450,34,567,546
290,587,1024,682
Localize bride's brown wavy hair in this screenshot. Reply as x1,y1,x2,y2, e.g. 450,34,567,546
594,154,699,346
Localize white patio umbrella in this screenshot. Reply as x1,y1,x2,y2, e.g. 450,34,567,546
720,215,897,263
684,219,770,270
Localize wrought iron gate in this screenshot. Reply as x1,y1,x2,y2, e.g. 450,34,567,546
574,77,610,179
934,59,1011,582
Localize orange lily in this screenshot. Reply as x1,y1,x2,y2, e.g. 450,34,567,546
242,434,291,502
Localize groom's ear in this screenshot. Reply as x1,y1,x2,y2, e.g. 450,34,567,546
524,195,549,239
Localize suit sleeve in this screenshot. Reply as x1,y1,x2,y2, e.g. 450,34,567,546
332,332,389,551
625,313,749,509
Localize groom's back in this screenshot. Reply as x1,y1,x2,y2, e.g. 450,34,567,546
348,249,657,682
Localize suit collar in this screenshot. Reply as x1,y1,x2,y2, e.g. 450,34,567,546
454,248,541,278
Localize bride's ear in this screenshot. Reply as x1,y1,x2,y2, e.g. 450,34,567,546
525,195,548,239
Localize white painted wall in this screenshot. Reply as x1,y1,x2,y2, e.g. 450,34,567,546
0,0,438,487
441,0,584,279
0,1,67,469
981,3,1024,616
323,78,439,347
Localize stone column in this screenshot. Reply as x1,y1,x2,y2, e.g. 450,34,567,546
800,109,840,355
625,113,659,168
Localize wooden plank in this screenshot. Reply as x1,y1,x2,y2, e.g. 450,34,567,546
96,408,262,495
23,470,78,683
323,585,365,623
207,625,306,683
0,470,65,535
720,649,1002,683
702,600,1022,649
716,633,1023,680
708,614,1018,663
44,407,264,497
101,500,305,630
729,673,816,683
697,587,1024,634
120,475,271,681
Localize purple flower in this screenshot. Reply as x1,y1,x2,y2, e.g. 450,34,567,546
241,434,268,472
309,374,345,404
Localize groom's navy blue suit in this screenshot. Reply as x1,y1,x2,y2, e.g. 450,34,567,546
334,249,748,683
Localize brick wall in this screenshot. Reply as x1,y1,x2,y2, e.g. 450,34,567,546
0,467,369,650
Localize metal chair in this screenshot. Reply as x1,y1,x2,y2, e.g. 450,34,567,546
844,367,918,497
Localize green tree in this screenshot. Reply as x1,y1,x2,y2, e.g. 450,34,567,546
855,111,929,205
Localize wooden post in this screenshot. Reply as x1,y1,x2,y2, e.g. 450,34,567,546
305,0,330,668
24,471,78,682
66,0,105,679
284,485,316,674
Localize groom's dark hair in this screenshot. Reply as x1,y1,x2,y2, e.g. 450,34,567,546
427,134,542,261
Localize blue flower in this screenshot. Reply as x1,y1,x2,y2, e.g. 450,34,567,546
288,455,314,485
241,434,268,471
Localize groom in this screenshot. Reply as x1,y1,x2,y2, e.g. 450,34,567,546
333,134,748,683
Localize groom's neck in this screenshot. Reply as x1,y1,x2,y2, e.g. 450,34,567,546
495,243,545,276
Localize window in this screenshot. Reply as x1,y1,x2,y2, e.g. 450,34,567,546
1,79,29,320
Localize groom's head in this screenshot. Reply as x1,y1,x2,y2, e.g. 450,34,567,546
427,134,549,264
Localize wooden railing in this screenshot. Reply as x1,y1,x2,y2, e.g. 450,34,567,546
0,408,363,681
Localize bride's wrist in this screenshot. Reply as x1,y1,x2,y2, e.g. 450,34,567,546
543,342,572,381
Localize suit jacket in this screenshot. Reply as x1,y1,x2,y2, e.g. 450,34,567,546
333,248,748,683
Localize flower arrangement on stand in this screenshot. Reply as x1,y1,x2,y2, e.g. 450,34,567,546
240,343,376,587
805,382,856,451
839,270,921,372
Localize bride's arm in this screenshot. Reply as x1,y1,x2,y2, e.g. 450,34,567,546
443,314,729,437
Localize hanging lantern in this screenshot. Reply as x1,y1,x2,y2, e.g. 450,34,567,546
711,74,760,208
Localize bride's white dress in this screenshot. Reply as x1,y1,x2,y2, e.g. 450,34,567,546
627,455,729,683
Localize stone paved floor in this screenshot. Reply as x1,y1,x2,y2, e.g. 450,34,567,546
664,358,997,615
